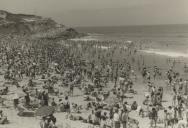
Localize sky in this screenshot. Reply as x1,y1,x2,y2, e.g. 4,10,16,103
0,0,188,27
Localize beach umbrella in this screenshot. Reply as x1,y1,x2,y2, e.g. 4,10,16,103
16,89,27,97
12,93,19,99
10,89,26,100
12,93,26,100
35,106,55,117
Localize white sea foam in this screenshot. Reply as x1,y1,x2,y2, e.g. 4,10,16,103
69,37,98,41
88,33,104,36
100,46,109,49
140,49,188,58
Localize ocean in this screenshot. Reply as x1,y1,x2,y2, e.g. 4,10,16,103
75,24,188,58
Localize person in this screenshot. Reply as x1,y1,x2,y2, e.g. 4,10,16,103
131,101,138,110
178,103,183,119
167,71,172,85
119,89,124,103
28,79,34,87
69,84,74,96
35,88,39,98
167,106,174,127
94,108,101,125
43,92,49,106
113,108,120,128
147,82,152,92
64,96,70,118
51,98,57,107
40,117,49,128
143,95,150,105
178,78,184,93
158,87,163,103
121,108,128,128
58,99,65,112
48,114,57,128
100,112,107,128
177,94,182,106
164,110,168,128
123,102,131,111
1,87,8,95
13,94,19,109
0,110,8,124
150,107,158,128
109,107,114,119
151,86,156,105
25,92,30,106
172,88,177,107
88,110,95,124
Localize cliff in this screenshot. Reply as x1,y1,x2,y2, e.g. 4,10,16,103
0,10,84,39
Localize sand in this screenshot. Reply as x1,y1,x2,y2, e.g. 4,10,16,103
0,40,186,128
0,73,176,128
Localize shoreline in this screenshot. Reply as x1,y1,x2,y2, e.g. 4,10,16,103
139,49,188,58
70,36,188,60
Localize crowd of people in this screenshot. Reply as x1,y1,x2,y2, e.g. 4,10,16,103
0,34,187,128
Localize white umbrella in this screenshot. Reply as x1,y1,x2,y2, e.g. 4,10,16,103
11,89,26,100
13,94,19,99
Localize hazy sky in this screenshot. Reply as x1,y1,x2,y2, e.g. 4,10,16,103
0,0,188,27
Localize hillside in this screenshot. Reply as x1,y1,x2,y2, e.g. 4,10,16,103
0,10,84,39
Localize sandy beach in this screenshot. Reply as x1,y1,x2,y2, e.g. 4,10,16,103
0,5,188,128
0,39,186,128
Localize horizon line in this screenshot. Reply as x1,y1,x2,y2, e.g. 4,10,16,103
74,23,188,28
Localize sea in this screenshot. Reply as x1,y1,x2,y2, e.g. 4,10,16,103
75,24,188,58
